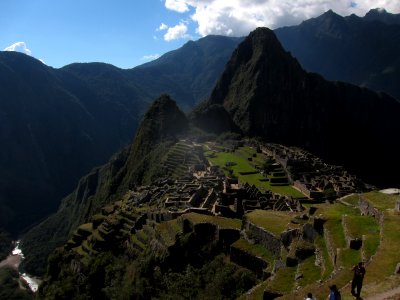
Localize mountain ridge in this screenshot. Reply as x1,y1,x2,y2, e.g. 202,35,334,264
275,9,400,100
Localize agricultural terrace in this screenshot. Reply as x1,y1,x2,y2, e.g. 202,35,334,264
245,210,296,235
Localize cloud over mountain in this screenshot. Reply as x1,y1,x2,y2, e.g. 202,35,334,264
163,22,189,41
4,41,32,55
164,0,400,36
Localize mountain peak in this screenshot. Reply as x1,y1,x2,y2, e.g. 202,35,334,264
208,26,303,107
364,8,400,24
310,9,343,22
366,8,387,15
134,94,188,151
145,94,183,119
246,27,281,49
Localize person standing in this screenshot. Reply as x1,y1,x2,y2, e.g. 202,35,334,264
351,262,366,298
329,285,341,300
305,292,316,300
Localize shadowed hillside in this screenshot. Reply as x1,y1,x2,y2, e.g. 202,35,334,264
21,95,188,275
0,52,146,235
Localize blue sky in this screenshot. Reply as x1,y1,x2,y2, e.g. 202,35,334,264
0,0,197,68
1,0,399,69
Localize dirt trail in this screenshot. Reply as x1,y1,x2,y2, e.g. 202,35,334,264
365,286,400,300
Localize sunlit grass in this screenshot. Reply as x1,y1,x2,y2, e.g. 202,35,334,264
315,235,334,280
364,211,400,284
297,255,321,287
266,266,297,293
245,210,294,235
363,191,398,210
206,146,305,198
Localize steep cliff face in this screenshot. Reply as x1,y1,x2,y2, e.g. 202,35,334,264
192,27,400,186
21,95,188,275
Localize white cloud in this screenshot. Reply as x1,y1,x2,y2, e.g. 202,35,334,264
4,41,32,55
141,54,161,61
158,23,169,31
165,0,190,13
164,0,400,37
164,23,189,41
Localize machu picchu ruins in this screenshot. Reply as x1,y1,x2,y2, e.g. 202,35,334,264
51,138,400,299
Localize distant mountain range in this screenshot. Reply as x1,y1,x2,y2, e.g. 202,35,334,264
275,8,400,100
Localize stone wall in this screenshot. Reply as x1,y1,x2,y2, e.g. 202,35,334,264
359,196,383,223
218,228,240,249
244,221,281,256
281,229,301,248
230,245,269,277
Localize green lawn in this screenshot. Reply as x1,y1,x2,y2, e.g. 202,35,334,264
340,191,398,211
297,255,321,287
314,235,334,280
245,210,295,235
266,266,297,294
205,146,305,198
364,210,400,284
339,248,361,268
321,204,359,250
363,191,398,210
363,234,380,262
343,215,380,261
